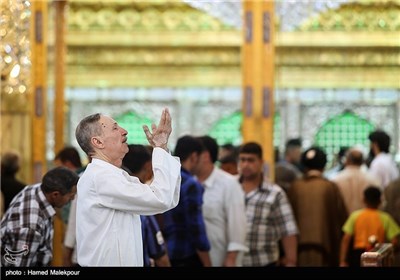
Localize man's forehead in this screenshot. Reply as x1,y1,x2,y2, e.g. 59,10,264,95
239,154,258,159
99,115,116,125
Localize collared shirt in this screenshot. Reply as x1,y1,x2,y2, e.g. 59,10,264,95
76,148,181,266
64,197,77,264
242,181,298,267
369,153,399,189
332,166,380,213
1,183,55,267
63,168,86,265
202,167,248,266
162,168,210,261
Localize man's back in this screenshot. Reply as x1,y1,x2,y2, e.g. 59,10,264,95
161,168,210,266
202,167,247,266
288,175,347,266
333,167,379,213
384,178,400,225
369,153,399,189
1,184,55,267
1,175,26,212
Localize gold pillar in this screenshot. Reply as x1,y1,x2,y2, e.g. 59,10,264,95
30,0,48,183
29,0,64,268
52,0,68,267
54,0,67,154
242,0,275,179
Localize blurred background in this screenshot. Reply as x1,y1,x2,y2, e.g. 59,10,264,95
1,0,399,183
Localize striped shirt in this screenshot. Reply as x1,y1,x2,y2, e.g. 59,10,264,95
1,183,55,266
162,168,210,261
242,181,298,266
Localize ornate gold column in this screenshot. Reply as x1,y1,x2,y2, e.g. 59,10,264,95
30,0,47,182
54,0,67,154
30,0,67,267
242,0,275,179
52,0,68,267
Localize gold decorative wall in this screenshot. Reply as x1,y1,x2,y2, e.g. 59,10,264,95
63,0,400,89
62,0,240,87
276,1,400,88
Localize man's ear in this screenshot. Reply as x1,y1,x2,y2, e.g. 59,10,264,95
50,191,61,201
91,137,104,148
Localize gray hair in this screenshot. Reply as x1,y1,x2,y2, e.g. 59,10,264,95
75,113,102,157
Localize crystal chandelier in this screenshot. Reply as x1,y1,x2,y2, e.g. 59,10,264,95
0,0,31,100
183,0,350,31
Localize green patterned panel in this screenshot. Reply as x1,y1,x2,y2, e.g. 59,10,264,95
315,111,375,163
209,111,281,147
114,111,154,145
209,111,243,146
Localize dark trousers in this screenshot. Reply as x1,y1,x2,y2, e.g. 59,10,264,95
348,249,365,267
171,254,203,267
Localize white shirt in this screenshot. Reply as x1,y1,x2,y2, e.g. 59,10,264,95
369,153,399,189
76,148,181,266
202,167,248,266
64,197,77,264
332,166,380,213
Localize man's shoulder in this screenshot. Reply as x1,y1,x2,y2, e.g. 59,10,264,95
213,168,239,182
184,176,203,188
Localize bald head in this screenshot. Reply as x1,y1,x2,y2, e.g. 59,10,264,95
345,148,364,166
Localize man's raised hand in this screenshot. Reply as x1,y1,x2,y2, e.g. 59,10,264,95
143,108,172,151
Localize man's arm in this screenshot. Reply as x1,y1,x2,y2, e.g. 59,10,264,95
223,251,239,267
145,216,171,267
339,233,352,267
154,253,171,267
63,197,77,266
63,246,74,267
281,235,297,266
3,228,43,267
196,250,212,267
225,180,248,266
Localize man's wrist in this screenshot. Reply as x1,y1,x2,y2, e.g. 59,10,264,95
155,145,169,152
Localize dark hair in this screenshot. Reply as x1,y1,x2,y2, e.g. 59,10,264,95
197,135,219,163
286,138,302,148
301,147,327,171
174,135,204,161
75,113,102,156
364,186,381,208
55,146,83,168
284,138,302,156
221,143,235,151
41,166,79,195
122,144,152,174
368,130,391,153
1,151,21,176
219,154,238,164
238,142,263,159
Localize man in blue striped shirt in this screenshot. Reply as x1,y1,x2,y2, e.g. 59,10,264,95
161,135,211,267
